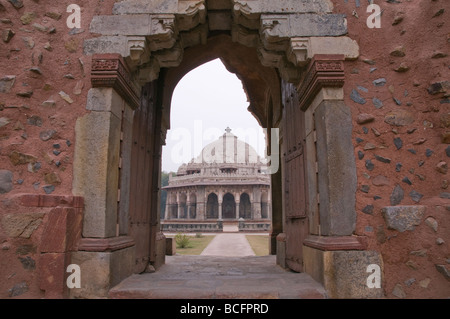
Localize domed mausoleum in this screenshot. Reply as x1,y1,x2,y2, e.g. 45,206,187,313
162,128,271,232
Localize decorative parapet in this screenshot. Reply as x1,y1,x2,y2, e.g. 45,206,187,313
91,54,140,109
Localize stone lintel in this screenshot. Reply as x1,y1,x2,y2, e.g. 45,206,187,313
233,0,334,29
303,235,367,251
90,14,152,35
298,54,345,111
261,13,347,43
234,0,333,15
90,14,175,36
78,236,135,252
91,54,140,109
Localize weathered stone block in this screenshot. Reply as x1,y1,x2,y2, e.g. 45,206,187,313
325,250,384,299
112,0,179,14
9,151,37,165
308,37,359,60
90,15,153,36
73,111,121,238
86,88,123,119
70,246,135,298
315,100,357,236
276,233,286,269
39,253,69,298
384,110,415,126
8,282,28,297
0,170,13,194
83,36,130,57
261,13,347,39
165,237,176,256
153,232,166,270
40,207,83,253
382,206,425,232
1,213,44,238
303,246,384,298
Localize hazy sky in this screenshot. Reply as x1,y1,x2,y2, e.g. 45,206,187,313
162,59,266,173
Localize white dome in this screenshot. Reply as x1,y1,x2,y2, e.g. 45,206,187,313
193,128,260,165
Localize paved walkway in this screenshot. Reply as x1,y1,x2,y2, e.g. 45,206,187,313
200,233,255,257
109,233,327,299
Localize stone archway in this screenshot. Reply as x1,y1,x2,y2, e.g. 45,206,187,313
222,193,236,219
206,193,219,219
72,0,383,299
239,193,251,219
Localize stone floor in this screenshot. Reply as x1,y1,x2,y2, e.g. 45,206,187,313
109,255,328,299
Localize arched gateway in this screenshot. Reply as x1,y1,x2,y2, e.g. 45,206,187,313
70,0,382,298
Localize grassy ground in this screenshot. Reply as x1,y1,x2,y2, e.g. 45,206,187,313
246,235,269,256
173,234,215,255
167,233,270,256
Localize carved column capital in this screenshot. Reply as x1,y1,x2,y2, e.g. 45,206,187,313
297,54,345,111
91,54,141,109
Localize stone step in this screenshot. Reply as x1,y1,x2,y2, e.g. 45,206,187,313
109,255,327,299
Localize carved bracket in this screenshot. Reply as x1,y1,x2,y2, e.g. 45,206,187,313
91,54,140,109
127,36,151,67
297,54,345,111
287,37,310,67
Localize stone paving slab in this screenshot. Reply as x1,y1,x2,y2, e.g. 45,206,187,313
109,255,328,299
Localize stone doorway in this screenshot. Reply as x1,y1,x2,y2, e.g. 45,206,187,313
206,193,219,219
72,0,383,299
222,193,236,219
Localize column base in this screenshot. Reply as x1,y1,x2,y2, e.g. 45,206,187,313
303,242,384,299
275,233,287,269
70,237,135,298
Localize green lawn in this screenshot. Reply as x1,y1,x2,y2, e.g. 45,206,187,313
167,233,270,256
172,234,215,255
246,235,270,256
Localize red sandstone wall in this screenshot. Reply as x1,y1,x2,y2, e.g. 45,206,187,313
0,0,448,299
334,0,449,298
0,0,115,299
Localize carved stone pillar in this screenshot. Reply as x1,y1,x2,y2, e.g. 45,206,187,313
177,193,182,219
165,190,171,220
218,200,223,220
186,199,191,219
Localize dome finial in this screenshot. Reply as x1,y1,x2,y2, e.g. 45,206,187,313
225,127,232,134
